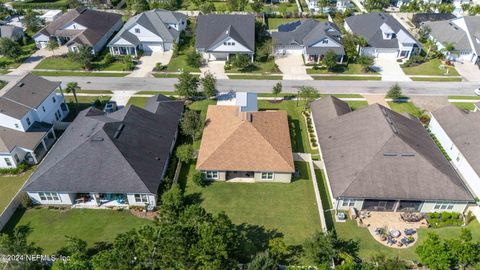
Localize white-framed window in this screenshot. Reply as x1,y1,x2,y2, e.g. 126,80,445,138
14,154,19,163
135,28,140,33
42,106,46,112
4,158,12,167
433,201,455,210
14,123,19,129
322,39,328,44
39,192,60,201
52,96,56,103
261,172,274,180
342,199,356,207
204,171,218,180
26,117,31,126
134,194,148,203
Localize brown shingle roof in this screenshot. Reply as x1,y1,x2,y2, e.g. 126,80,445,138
196,105,295,173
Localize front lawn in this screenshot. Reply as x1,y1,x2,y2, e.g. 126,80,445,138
32,71,129,77
35,54,127,71
0,169,34,213
312,76,382,81
448,95,480,100
1,208,152,254
410,77,462,82
166,54,200,73
307,64,378,75
126,97,149,108
227,75,283,80
402,59,459,76
181,161,320,245
451,102,476,111
0,43,36,69
387,101,423,117
347,101,369,111
267,17,303,30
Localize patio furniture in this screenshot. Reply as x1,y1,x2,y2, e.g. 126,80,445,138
386,236,397,246
337,212,346,220
404,228,416,235
389,229,401,238
401,236,414,246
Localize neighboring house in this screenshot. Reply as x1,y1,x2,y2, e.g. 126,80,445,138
196,97,295,183
0,25,24,41
23,95,184,207
429,105,480,199
395,0,441,8
272,19,345,64
33,8,122,54
310,96,474,213
108,9,187,56
345,12,420,59
217,91,258,112
195,14,255,62
336,0,353,11
309,0,351,12
423,16,480,64
39,10,63,23
0,73,69,169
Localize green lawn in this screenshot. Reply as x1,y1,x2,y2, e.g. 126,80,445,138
35,53,128,72
402,59,459,76
347,101,369,111
307,64,378,75
227,75,283,80
126,97,149,108
181,161,320,245
1,208,152,254
166,54,200,73
387,101,422,117
312,76,382,81
451,102,476,111
448,95,480,100
0,169,34,213
32,71,129,77
410,77,462,82
263,3,299,14
0,43,36,69
227,56,280,75
267,18,303,30
64,95,111,121
75,90,113,95
135,90,174,95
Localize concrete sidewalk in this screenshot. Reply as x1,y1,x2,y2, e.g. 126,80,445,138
9,47,68,75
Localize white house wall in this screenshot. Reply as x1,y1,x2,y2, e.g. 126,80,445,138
112,38,134,46
0,112,28,131
310,38,342,48
33,34,50,49
27,192,75,205
128,24,164,43
209,37,252,53
126,194,157,207
429,115,480,198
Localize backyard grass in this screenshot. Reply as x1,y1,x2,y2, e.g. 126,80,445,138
387,101,423,117
32,71,129,77
181,161,320,245
312,76,382,81
126,97,149,108
347,101,369,111
307,64,378,75
451,102,476,111
227,75,283,80
410,77,462,82
448,95,480,100
1,208,152,254
263,3,299,15
0,169,34,213
267,18,303,29
402,59,459,76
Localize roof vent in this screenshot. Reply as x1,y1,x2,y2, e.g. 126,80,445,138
90,137,104,142
383,152,397,156
17,82,24,87
113,123,125,139
400,153,416,157
155,157,160,160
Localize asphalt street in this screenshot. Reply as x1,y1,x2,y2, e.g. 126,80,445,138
1,75,479,96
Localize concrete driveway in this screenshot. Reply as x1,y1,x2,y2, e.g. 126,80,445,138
373,56,411,82
275,54,311,80
9,46,68,75
127,51,172,78
454,61,480,82
200,61,228,79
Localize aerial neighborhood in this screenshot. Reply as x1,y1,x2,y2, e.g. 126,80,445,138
1,0,480,268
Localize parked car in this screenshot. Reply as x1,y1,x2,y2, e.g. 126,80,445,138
103,101,117,113
474,88,480,96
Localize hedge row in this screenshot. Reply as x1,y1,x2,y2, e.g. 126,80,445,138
12,1,68,10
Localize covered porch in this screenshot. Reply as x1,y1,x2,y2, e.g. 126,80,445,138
26,128,57,164
72,193,129,208
361,199,423,212
305,53,344,64
109,45,137,56
226,171,255,182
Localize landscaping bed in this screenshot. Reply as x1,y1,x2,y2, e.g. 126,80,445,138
307,64,378,75
402,59,459,76
312,75,381,81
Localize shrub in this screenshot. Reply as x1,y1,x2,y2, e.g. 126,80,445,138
0,162,29,175
153,62,167,72
192,171,206,187
103,53,115,65
385,83,404,99
186,51,202,68
401,54,424,68
427,211,464,228
122,55,135,71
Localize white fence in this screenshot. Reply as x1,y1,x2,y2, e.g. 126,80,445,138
0,190,24,231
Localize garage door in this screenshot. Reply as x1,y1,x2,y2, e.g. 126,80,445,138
377,51,398,59
275,46,303,55
142,43,163,52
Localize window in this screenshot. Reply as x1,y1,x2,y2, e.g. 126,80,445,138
14,123,19,129
52,96,56,103
342,199,356,207
38,192,60,201
134,194,148,203
231,42,235,46
322,39,328,44
57,109,61,119
204,171,218,180
434,201,455,210
73,24,77,29
14,154,19,163
261,172,274,180
42,106,46,112
224,42,227,45
4,158,12,167
26,117,31,126
135,28,140,33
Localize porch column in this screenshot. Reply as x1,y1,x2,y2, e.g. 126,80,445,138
226,54,229,61
317,55,320,64
51,129,57,140
393,200,400,212
30,152,38,164
41,139,48,151
91,193,98,205
134,47,137,57
250,53,254,63
109,47,113,55
339,54,344,64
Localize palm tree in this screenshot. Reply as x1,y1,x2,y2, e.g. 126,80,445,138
65,82,80,111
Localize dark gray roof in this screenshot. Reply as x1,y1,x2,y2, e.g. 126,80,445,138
423,20,471,52
412,13,456,27
24,103,182,194
144,94,184,119
0,122,51,153
108,9,186,47
311,98,473,202
195,14,255,52
272,19,344,55
432,105,480,180
0,73,60,119
36,8,121,47
345,12,419,49
0,25,23,40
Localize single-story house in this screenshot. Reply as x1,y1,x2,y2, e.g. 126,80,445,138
344,12,420,59
422,16,480,64
108,9,187,56
195,14,255,62
272,19,345,63
196,98,295,183
429,105,480,198
33,8,122,55
0,25,24,41
23,95,184,208
311,96,474,213
0,73,68,168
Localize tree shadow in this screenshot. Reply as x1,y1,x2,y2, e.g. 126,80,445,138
236,223,283,263
184,192,203,206
289,117,305,153
0,207,27,234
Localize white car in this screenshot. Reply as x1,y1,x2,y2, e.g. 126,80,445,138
475,88,480,96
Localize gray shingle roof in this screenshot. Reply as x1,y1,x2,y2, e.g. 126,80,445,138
311,97,473,202
0,25,23,40
345,12,419,49
144,94,184,119
431,105,480,181
0,73,60,119
463,16,480,55
195,14,255,52
24,102,182,194
108,9,187,47
423,20,471,52
0,122,51,153
272,19,344,55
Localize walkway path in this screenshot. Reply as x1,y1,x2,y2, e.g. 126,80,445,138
9,47,68,75
128,51,171,78
293,152,327,232
110,90,136,106
364,94,391,108
374,57,411,82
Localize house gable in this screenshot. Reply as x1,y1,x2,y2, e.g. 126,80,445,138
111,37,134,46
61,21,87,31
128,23,163,43
310,37,342,48
209,36,252,53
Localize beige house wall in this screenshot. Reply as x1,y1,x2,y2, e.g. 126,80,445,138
253,172,291,183
420,201,469,213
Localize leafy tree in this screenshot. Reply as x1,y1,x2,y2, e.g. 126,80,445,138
323,50,338,71
46,38,59,56
175,71,199,99
417,25,431,44
268,237,290,263
385,83,403,99
200,1,216,13
52,236,91,270
250,0,264,12
149,0,182,10
443,42,456,55
180,109,202,141
192,171,207,187
438,3,454,13
370,253,408,270
229,54,251,70
23,9,43,33
363,0,389,11
122,55,135,71
68,45,94,70
226,0,248,11
272,82,282,101
127,0,149,13
342,33,358,61
201,71,216,98
0,225,43,269
318,0,328,13
158,185,185,223
446,229,480,269
0,37,21,60
65,82,80,111
186,50,202,68
357,55,374,72
298,86,320,109
303,231,336,268
416,233,455,270
247,251,278,270
176,144,194,163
